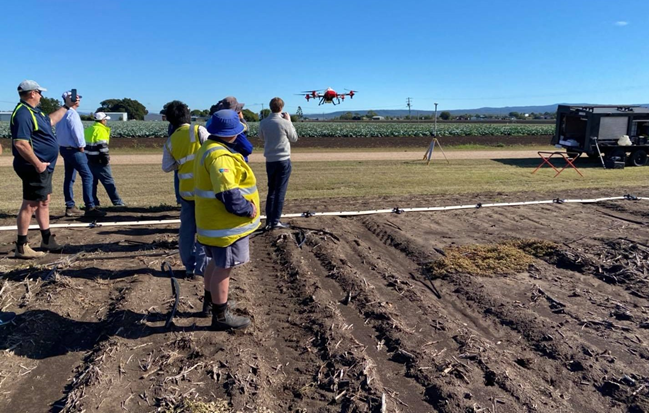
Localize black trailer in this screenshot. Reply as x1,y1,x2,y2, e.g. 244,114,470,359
552,105,649,167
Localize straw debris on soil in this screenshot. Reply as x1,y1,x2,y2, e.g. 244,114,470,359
428,239,558,277
161,398,274,413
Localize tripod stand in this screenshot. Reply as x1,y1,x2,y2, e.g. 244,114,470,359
423,137,449,165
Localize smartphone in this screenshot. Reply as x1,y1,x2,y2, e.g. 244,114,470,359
70,89,77,102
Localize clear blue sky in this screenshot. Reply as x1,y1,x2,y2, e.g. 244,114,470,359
1,0,647,115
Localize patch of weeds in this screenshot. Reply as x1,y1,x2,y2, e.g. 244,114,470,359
427,239,557,277
505,239,558,258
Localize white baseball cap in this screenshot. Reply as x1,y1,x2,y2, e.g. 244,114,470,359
17,80,47,93
94,112,111,121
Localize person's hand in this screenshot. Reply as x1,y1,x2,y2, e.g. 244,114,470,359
64,94,80,109
238,111,244,120
250,202,257,218
36,161,50,173
79,147,85,153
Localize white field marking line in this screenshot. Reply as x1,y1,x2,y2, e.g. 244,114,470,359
0,196,644,231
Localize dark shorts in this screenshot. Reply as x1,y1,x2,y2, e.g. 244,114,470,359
202,236,250,269
14,166,53,202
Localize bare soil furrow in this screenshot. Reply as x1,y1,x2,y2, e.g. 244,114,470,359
300,224,530,412
357,214,649,412
271,230,406,411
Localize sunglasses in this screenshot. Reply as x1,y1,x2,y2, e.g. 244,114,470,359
34,90,42,96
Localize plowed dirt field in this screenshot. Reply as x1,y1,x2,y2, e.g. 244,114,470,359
0,188,648,412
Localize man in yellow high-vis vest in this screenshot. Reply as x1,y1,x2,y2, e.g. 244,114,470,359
194,110,260,331
162,101,210,281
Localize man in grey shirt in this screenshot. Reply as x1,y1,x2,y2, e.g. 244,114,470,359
258,97,298,229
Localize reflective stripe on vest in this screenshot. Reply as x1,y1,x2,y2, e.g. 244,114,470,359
178,172,194,180
189,123,196,143
86,151,100,155
178,154,195,165
194,185,258,199
197,217,260,238
11,103,39,132
179,190,194,198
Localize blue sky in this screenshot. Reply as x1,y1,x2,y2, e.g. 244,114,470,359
1,0,647,115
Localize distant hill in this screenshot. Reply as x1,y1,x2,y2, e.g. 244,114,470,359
303,103,649,119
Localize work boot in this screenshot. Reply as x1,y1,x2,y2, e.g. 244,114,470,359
40,234,63,252
14,243,46,259
200,290,212,318
200,293,236,318
210,303,250,331
84,207,107,218
65,206,83,217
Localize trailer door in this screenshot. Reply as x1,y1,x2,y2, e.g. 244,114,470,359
598,117,628,142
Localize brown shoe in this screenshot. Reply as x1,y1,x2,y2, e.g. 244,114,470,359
15,243,46,259
65,206,83,217
40,234,63,252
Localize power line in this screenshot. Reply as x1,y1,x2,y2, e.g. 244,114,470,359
406,97,412,118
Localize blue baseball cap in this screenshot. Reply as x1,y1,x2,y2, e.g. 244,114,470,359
207,109,244,137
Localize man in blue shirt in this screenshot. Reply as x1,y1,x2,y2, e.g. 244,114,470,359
57,91,106,218
10,80,75,258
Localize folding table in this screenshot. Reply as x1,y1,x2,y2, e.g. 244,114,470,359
531,151,584,178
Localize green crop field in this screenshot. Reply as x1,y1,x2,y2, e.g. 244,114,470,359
0,121,553,139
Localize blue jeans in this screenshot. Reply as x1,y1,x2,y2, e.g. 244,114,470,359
60,147,95,208
265,160,292,225
88,162,124,206
178,197,207,275
173,171,182,205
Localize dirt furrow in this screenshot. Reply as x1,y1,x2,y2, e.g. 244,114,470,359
357,214,649,412
267,230,411,412
311,217,596,412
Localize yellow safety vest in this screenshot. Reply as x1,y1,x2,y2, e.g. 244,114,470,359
194,139,260,247
167,124,201,201
84,122,111,145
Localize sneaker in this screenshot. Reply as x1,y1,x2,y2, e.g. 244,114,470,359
272,222,290,229
210,306,250,331
84,207,107,218
40,234,63,252
113,201,127,207
65,206,83,217
15,243,46,259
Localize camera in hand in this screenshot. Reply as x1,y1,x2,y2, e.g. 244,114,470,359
70,89,77,102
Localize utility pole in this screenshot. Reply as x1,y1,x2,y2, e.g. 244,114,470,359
406,97,412,119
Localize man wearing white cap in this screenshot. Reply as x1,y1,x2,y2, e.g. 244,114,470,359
57,91,106,218
84,113,126,207
10,80,75,258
